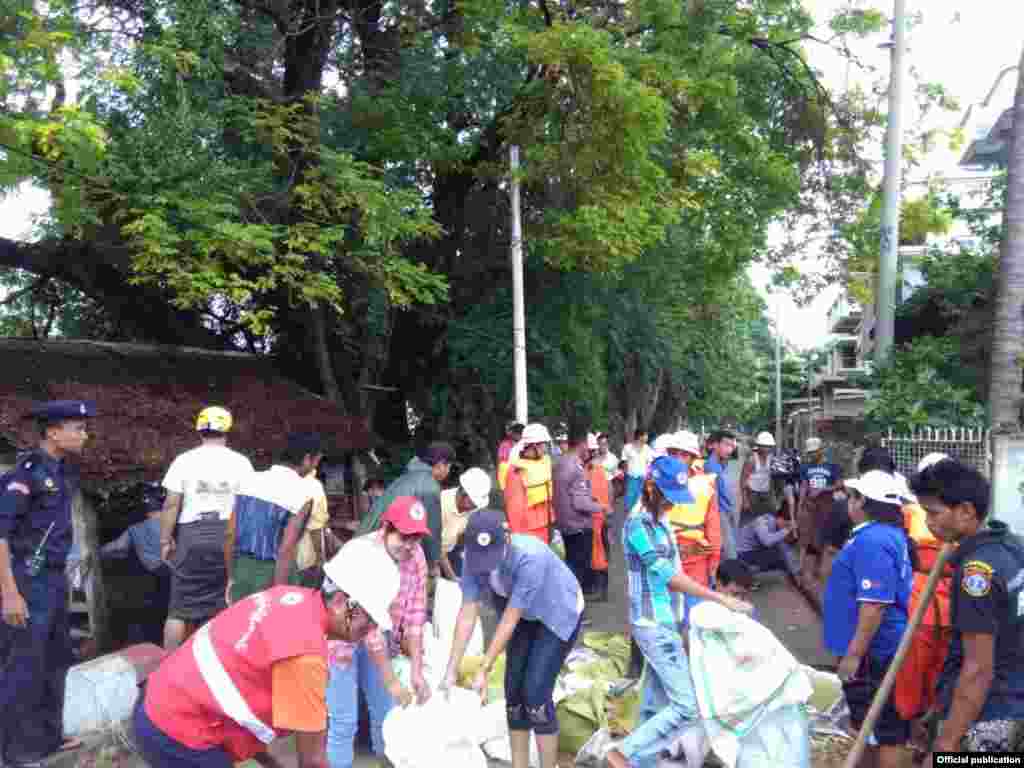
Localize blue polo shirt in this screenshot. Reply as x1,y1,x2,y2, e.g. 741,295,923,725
823,521,912,660
461,533,583,642
705,456,734,521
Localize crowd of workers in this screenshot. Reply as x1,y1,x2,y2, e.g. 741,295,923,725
0,401,1022,768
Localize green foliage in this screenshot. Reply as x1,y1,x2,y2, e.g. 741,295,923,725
0,0,894,451
0,269,115,339
843,191,954,304
863,337,984,432
828,8,888,37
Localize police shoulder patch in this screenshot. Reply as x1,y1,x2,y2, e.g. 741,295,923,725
962,561,993,598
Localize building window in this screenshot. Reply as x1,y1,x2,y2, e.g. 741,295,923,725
839,345,858,369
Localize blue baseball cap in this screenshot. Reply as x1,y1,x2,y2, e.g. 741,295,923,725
29,400,96,423
463,508,507,575
649,455,694,504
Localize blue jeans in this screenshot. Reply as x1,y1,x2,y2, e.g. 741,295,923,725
132,699,232,768
620,624,699,768
503,615,581,734
326,644,394,768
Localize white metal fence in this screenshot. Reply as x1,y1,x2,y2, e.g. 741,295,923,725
881,427,990,478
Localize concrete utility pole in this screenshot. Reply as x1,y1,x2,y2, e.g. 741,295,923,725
510,145,528,424
875,0,907,364
775,298,783,446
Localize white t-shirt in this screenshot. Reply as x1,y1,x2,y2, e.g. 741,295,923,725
622,443,654,477
162,444,255,524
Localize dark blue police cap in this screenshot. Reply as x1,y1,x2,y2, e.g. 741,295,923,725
30,400,97,423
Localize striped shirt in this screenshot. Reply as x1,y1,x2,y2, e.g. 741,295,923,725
623,504,683,629
233,466,312,561
328,531,427,667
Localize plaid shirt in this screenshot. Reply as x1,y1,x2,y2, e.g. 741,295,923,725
328,531,428,668
623,504,683,629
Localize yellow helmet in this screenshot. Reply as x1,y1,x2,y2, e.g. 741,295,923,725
195,406,233,433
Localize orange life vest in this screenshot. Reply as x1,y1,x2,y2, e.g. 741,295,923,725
669,474,717,549
894,502,954,719
504,458,553,544
589,465,610,571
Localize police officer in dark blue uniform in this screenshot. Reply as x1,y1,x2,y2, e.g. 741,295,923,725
911,458,1024,764
0,400,94,767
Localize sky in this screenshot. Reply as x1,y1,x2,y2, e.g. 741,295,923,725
751,0,1024,350
1,1,1023,349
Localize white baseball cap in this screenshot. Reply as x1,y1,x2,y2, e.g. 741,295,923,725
918,452,950,473
675,430,701,456
459,467,492,510
805,437,822,453
755,431,776,448
845,470,904,505
322,537,399,632
520,423,552,445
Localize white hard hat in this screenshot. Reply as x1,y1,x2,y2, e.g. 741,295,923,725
918,452,949,473
651,433,673,457
675,430,701,456
520,423,552,445
892,472,917,504
755,431,776,448
322,537,399,632
845,470,904,505
587,433,599,450
804,437,822,453
459,467,492,510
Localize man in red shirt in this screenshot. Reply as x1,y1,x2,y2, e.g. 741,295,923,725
133,537,400,768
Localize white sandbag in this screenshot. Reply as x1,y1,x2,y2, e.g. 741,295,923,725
735,704,810,768
575,728,618,767
382,687,488,768
434,578,484,656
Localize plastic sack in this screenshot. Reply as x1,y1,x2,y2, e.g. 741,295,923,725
459,653,506,701
583,632,631,670
382,687,488,768
556,683,609,755
606,682,641,737
734,704,810,768
575,728,618,767
433,578,484,657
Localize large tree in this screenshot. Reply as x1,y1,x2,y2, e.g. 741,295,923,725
1,0,876,456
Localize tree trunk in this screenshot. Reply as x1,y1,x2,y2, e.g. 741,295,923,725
311,304,344,406
989,46,1024,430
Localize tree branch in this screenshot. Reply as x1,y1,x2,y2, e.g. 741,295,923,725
0,276,50,307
